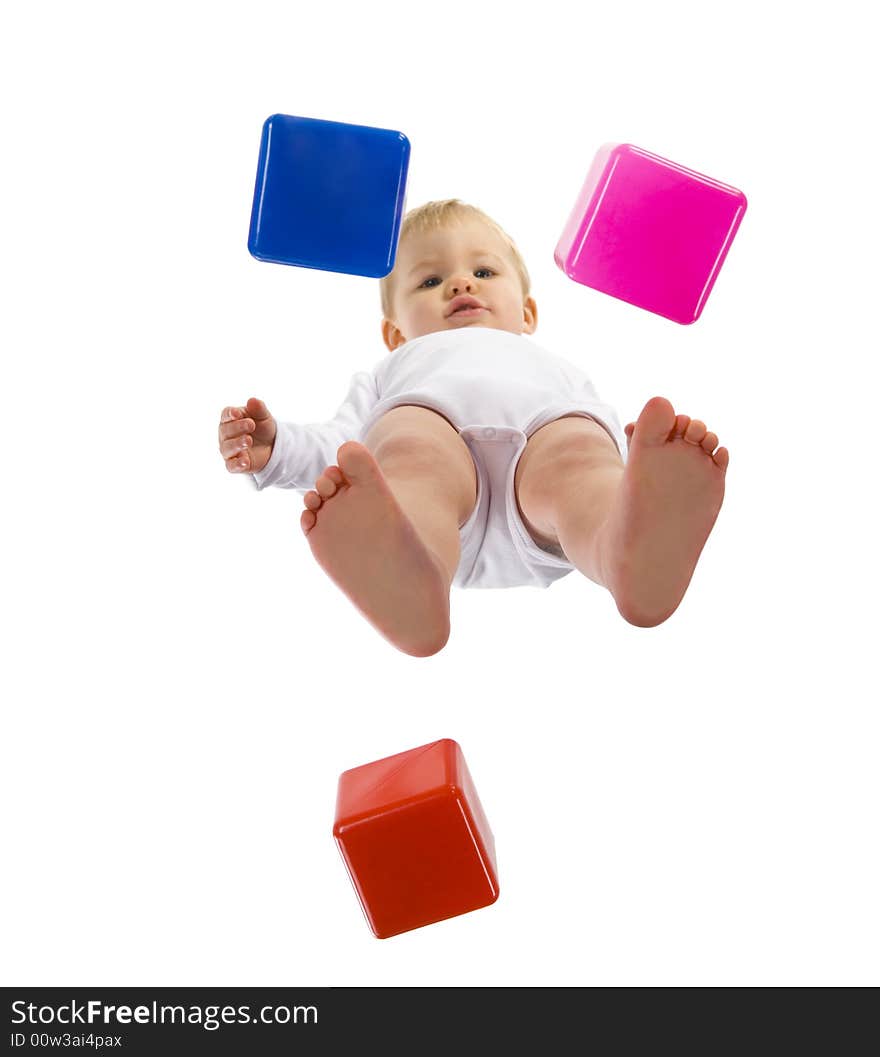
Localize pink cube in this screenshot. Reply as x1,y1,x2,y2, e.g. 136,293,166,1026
555,143,747,324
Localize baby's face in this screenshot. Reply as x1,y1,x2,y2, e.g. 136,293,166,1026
382,217,538,351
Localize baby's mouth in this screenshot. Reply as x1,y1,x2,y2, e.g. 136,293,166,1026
447,296,488,317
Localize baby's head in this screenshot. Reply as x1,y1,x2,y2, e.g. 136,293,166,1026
380,199,537,352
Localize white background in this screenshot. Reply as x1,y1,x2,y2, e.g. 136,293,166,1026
2,0,877,986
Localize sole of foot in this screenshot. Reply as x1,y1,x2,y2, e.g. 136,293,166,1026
608,396,728,626
301,442,452,657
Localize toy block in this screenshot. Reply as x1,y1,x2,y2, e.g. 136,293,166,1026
333,739,499,938
555,143,747,324
247,113,410,278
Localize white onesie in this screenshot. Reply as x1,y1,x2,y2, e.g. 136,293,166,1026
252,327,626,589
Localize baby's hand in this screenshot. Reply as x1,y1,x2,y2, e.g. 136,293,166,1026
218,397,277,474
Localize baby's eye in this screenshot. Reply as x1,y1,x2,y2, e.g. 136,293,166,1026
419,268,494,289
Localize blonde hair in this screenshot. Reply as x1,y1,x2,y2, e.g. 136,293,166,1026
379,199,531,320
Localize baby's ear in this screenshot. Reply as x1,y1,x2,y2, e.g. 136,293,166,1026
381,317,405,352
523,296,538,334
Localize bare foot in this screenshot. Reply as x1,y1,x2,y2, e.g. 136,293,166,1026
599,396,728,626
300,442,451,657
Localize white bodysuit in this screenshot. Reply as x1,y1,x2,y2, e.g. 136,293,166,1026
253,327,626,589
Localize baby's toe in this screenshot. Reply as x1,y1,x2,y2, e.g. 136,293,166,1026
303,490,322,511
633,397,676,446
672,414,691,438
713,446,730,472
684,419,707,445
337,441,381,484
315,473,339,499
300,509,317,536
701,431,719,454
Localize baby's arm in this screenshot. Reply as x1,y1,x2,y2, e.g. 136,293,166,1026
217,371,381,492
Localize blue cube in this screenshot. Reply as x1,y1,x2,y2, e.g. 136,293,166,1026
247,114,411,278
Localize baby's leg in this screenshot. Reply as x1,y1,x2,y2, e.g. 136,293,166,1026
514,399,727,626
301,407,476,657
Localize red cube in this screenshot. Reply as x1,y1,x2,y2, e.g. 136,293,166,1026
333,739,499,938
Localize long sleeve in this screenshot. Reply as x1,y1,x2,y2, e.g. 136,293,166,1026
251,370,381,492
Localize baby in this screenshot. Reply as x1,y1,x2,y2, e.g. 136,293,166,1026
218,200,728,656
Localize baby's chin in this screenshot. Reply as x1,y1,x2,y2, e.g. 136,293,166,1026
419,316,504,338
401,318,525,345
440,318,526,337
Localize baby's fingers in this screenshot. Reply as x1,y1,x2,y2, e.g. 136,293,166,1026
220,405,243,424
220,432,252,462
218,408,256,444
225,446,253,473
